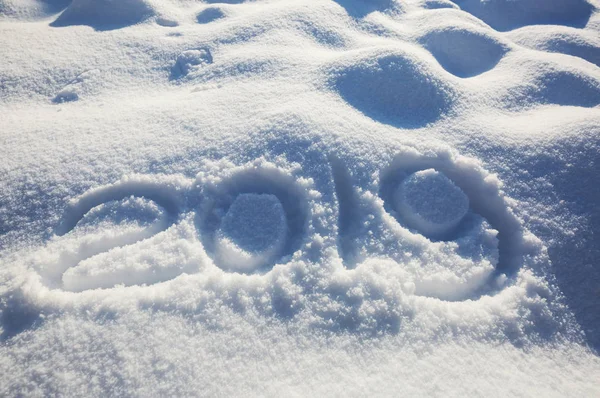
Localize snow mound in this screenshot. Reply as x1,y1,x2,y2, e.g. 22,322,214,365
0,0,70,19
51,0,155,30
330,0,404,17
155,16,178,27
508,26,600,67
510,66,600,108
420,27,509,77
332,50,456,127
196,7,225,24
394,169,469,238
215,194,288,273
421,0,458,10
452,0,595,31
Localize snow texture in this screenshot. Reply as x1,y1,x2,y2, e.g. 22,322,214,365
215,193,288,273
51,0,156,30
1,0,600,395
394,168,469,237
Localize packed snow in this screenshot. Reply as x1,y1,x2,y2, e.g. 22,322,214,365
393,168,470,237
214,193,288,272
1,0,600,395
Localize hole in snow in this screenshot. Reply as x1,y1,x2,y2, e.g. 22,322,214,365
215,194,288,273
196,7,225,24
393,168,470,239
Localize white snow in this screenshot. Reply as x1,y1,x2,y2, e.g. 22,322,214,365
393,168,469,237
51,0,156,30
1,0,600,395
196,6,226,24
215,193,288,272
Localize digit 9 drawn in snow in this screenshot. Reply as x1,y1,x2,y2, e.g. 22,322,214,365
373,151,537,301
19,150,545,317
331,149,539,301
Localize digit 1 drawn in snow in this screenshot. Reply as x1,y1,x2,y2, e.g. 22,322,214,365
329,154,378,269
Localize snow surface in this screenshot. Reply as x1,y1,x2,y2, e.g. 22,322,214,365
1,0,600,395
214,193,288,272
393,168,469,237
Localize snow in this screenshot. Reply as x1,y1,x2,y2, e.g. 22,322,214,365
51,0,156,30
172,48,214,79
419,26,509,77
1,0,600,395
214,193,288,272
393,168,469,237
453,0,595,31
196,7,226,24
332,48,456,127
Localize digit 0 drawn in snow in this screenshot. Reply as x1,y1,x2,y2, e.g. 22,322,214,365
193,158,316,274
